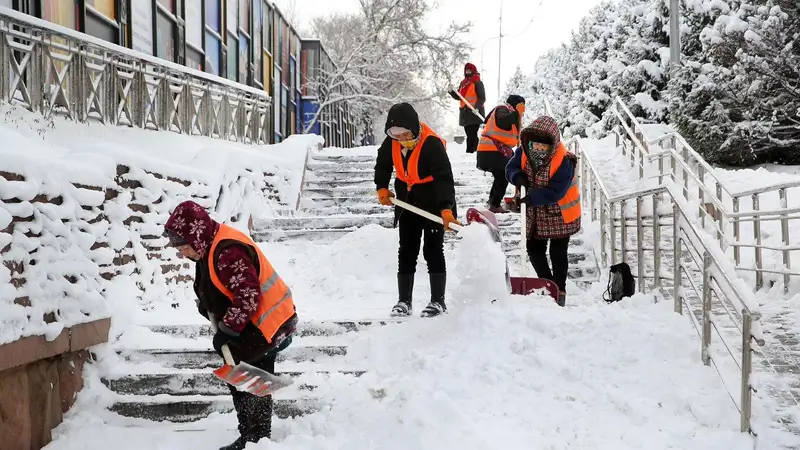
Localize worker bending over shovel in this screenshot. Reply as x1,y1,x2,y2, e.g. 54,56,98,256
163,200,298,450
505,116,582,306
375,102,461,318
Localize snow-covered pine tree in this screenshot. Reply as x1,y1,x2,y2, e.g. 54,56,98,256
503,66,529,101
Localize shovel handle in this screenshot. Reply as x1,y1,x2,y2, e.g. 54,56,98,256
208,313,236,366
452,89,486,122
519,186,530,276
390,197,462,231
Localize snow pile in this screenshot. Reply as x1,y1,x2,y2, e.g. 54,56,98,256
451,223,508,303
0,104,319,344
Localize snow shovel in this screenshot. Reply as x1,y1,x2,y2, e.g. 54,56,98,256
208,314,294,397
451,88,486,122
515,186,559,302
390,198,463,232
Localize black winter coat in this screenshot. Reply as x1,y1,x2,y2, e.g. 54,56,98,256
458,80,486,127
374,136,458,226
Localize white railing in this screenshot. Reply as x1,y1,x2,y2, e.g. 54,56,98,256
0,8,271,144
568,135,765,433
609,97,800,290
542,97,772,433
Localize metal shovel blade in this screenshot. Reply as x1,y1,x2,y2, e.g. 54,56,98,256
212,361,294,397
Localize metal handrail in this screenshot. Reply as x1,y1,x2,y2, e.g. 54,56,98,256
610,96,799,289
572,133,766,433
0,7,270,144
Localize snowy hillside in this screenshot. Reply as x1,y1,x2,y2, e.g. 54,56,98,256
0,104,320,345
509,0,799,167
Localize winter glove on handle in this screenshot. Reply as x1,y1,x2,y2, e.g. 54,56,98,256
448,90,460,101
377,188,394,206
441,209,461,232
513,173,530,188
212,321,241,354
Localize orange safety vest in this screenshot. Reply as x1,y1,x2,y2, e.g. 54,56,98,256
392,122,446,191
208,224,296,343
521,142,581,224
459,83,479,109
477,106,519,152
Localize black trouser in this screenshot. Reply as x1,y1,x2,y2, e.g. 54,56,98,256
398,210,446,274
464,125,480,153
228,352,276,440
526,236,571,292
477,151,510,208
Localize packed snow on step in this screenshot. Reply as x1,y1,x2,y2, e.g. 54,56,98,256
46,289,799,449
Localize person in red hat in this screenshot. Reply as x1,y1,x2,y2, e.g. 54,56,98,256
448,63,486,154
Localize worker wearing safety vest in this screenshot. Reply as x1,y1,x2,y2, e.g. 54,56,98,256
374,102,460,318
448,62,486,154
505,116,581,307
163,200,297,449
477,94,526,213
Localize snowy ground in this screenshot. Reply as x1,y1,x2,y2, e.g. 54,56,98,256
46,222,800,450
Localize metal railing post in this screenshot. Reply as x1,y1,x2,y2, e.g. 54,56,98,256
636,196,645,292
600,192,608,266
740,312,754,433
701,252,712,366
673,203,682,314
653,194,661,289
620,200,628,265
610,202,618,265
752,194,763,289
733,197,741,265
779,188,791,290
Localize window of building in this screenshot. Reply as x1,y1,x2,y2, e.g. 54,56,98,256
227,32,238,80
238,0,250,35
263,2,272,52
186,46,203,71
263,53,272,95
252,0,261,84
156,6,176,62
205,0,222,76
156,0,174,13
205,31,221,75
41,0,77,29
85,0,114,19
85,1,118,44
238,34,248,84
185,0,203,56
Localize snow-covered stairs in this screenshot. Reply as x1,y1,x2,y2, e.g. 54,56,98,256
104,320,401,422
253,151,599,285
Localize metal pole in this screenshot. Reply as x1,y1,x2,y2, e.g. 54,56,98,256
669,0,681,67
497,0,503,102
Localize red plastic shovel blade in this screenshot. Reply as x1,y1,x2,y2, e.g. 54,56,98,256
510,277,559,303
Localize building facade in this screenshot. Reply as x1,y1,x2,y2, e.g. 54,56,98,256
2,0,363,147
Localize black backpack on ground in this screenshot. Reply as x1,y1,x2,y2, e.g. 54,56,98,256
603,262,635,303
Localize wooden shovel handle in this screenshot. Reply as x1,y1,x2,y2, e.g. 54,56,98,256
208,313,236,366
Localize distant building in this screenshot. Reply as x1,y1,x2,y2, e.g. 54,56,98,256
4,0,364,147
300,39,374,148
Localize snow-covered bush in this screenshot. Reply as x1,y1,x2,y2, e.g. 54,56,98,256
0,105,319,344
515,0,799,166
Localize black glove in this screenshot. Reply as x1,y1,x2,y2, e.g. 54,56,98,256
213,321,241,353
195,298,209,320
513,173,529,188
518,193,531,205
448,90,459,101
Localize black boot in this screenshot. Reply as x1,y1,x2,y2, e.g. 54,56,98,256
391,273,414,317
220,389,273,450
421,273,447,317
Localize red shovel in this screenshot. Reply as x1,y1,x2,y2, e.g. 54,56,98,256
209,314,294,397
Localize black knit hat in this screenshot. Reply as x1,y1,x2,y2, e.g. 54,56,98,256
506,95,525,108
384,103,421,138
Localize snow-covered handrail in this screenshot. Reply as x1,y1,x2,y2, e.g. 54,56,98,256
0,7,270,144
611,97,800,289
577,137,765,434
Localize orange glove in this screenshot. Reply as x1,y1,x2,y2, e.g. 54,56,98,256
441,209,461,232
377,188,394,206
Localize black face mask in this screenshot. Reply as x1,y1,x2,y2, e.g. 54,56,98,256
465,72,473,77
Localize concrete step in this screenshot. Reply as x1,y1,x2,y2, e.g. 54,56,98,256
109,394,316,423
121,346,348,369
102,368,365,397
301,194,498,208
255,214,394,231
145,319,408,341
303,184,491,198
